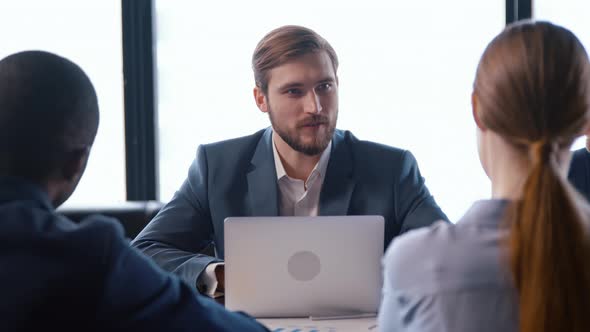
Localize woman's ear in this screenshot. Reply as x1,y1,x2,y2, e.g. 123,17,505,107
472,92,486,131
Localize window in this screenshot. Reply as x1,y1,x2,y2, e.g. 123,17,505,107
1,1,126,205
156,0,504,221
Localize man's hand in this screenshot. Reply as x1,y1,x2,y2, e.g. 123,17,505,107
215,264,225,292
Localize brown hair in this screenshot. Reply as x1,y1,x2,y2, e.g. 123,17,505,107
474,21,590,332
252,25,338,94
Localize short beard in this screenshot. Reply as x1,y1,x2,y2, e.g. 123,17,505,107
269,109,335,156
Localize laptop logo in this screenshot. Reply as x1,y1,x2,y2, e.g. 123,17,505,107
287,250,321,281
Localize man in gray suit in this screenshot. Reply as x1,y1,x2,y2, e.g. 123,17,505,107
132,25,448,297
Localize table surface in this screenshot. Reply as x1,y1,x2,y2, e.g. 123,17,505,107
215,296,378,331
258,317,377,332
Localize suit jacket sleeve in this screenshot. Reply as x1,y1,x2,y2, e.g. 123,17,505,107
568,148,590,202
396,150,448,232
98,220,267,331
132,145,221,287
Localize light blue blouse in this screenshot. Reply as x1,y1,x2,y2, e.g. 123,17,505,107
378,199,519,332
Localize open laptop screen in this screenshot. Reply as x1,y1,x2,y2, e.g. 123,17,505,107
224,215,384,318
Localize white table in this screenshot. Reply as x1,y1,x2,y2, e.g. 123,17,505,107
258,317,377,332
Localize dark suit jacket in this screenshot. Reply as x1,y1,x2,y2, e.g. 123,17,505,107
569,148,590,202
132,128,448,287
0,177,267,332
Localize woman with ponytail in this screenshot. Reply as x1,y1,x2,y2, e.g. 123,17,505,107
378,21,590,332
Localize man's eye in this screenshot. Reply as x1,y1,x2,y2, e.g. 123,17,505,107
316,83,332,92
286,88,302,95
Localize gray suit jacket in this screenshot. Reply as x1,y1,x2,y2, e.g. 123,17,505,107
132,128,448,286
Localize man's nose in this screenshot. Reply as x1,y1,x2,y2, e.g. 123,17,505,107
303,91,322,114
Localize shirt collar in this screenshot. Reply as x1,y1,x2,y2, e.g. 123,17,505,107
272,135,332,182
0,176,54,211
458,199,511,227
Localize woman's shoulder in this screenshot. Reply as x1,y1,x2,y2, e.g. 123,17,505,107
383,201,509,292
383,221,457,286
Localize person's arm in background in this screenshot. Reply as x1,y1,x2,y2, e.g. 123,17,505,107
97,218,267,331
568,147,590,202
395,150,449,233
132,145,223,293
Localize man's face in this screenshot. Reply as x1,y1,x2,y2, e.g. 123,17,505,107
51,147,91,208
255,51,338,156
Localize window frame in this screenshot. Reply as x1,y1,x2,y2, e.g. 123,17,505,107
121,0,532,202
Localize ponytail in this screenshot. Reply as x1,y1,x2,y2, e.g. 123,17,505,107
507,141,590,332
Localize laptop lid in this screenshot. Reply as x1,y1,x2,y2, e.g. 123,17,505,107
224,216,384,318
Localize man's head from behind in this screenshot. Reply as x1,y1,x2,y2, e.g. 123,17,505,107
0,51,99,207
252,26,339,156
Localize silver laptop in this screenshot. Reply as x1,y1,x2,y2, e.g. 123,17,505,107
224,216,384,318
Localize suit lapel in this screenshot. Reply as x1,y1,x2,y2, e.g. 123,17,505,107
246,128,279,216
319,131,355,216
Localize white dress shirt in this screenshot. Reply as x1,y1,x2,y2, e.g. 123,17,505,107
273,139,332,217
198,134,332,296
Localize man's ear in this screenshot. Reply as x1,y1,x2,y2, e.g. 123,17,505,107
253,86,269,113
472,92,486,131
60,147,90,183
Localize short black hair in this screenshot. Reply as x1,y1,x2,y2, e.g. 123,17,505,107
0,51,99,182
